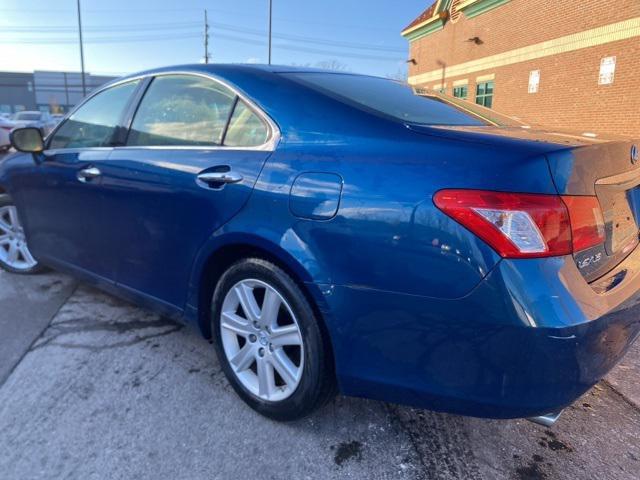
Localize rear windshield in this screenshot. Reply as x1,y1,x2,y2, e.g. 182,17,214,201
284,72,521,127
15,112,41,121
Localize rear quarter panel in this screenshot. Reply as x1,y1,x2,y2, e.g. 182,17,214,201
217,125,560,299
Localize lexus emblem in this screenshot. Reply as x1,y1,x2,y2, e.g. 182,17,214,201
632,145,639,164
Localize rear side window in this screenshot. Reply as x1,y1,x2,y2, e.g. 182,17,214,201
224,101,269,147
49,80,139,149
128,75,236,147
285,73,485,126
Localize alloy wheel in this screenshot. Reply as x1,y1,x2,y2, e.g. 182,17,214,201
0,205,38,271
220,279,304,402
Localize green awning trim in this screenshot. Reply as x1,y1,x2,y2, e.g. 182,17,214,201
405,18,446,42
461,0,510,18
404,0,511,42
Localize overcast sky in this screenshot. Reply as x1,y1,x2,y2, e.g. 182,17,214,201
0,0,427,78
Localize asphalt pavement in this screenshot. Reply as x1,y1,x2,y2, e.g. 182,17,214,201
1,267,639,480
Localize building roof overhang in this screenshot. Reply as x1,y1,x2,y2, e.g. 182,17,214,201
401,0,511,41
401,1,449,38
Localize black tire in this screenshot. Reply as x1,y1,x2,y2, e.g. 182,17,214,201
0,194,44,274
211,257,335,421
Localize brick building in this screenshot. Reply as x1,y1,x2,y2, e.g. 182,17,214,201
401,0,640,137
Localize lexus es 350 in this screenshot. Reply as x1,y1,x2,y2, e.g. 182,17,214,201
2,65,639,424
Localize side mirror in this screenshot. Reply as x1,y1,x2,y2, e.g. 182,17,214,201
10,127,44,153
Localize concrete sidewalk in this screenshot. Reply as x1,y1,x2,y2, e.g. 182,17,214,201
0,271,639,479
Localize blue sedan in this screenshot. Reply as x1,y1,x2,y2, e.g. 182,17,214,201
2,65,639,424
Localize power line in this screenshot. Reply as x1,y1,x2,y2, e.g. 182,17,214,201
208,21,406,53
210,33,402,61
2,20,405,54
0,13,406,64
1,23,405,54
0,32,202,44
0,7,399,33
0,30,402,61
1,22,202,32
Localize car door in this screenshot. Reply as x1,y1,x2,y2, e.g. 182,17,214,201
13,79,142,281
98,73,276,308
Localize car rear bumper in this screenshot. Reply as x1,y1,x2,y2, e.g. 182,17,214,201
0,130,10,147
318,246,640,419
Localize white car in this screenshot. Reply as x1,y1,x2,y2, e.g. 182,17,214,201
11,111,56,136
0,117,14,152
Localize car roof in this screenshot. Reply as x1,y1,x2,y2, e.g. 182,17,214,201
147,63,346,74
112,63,379,85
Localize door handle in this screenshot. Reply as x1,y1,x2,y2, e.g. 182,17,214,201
77,166,101,183
197,171,243,185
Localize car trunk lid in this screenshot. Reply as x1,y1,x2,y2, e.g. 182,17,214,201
408,123,640,282
547,139,640,282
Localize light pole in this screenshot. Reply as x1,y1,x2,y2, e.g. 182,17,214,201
204,9,210,64
268,0,272,64
76,0,87,96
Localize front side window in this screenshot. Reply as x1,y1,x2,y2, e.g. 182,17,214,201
475,81,494,108
128,75,236,147
49,80,139,149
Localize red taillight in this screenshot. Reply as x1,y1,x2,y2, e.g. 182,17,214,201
561,196,606,252
433,189,605,258
0,126,12,131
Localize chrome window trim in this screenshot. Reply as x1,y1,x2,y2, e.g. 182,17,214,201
45,144,275,156
43,146,113,159
46,70,281,154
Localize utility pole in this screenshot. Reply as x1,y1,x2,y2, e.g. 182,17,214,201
268,0,272,64
204,9,210,64
76,0,87,96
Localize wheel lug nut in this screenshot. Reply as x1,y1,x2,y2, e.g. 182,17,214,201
258,347,265,357
249,334,257,343
268,343,273,352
